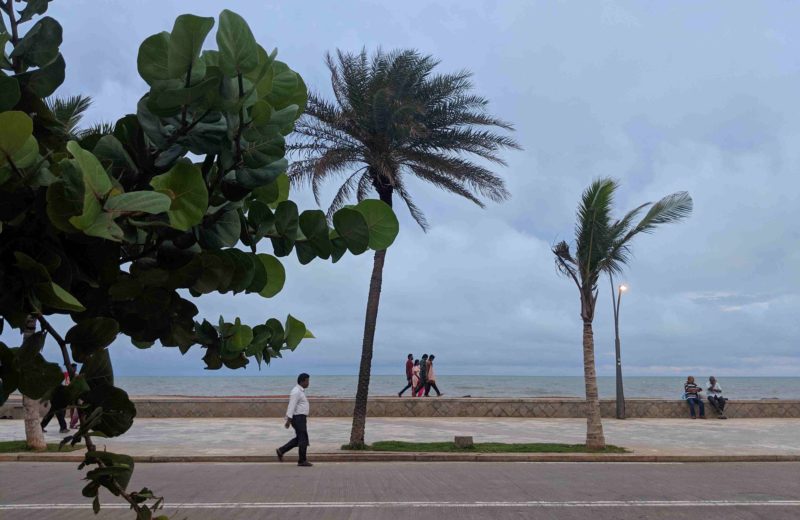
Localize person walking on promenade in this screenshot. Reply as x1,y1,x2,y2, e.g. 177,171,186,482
68,363,80,429
398,354,414,397
684,376,706,419
411,360,423,397
41,365,70,433
276,373,313,466
419,354,429,396
425,354,442,397
707,376,727,419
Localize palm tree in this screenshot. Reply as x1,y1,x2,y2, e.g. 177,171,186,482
289,49,519,447
44,95,114,140
552,178,692,449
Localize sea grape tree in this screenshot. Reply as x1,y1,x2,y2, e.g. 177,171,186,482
0,3,398,518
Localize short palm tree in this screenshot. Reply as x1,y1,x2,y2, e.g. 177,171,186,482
553,178,692,449
290,49,519,447
45,95,114,140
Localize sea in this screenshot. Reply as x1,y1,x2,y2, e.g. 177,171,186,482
114,376,800,399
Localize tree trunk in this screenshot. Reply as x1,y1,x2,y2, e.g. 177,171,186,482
582,320,606,450
23,396,46,451
348,247,387,447
22,318,46,451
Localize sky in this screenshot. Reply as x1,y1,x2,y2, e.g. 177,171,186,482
3,0,799,378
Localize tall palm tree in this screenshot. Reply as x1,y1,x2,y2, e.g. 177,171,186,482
553,178,692,449
290,49,519,447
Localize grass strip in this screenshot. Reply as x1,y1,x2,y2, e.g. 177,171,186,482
342,441,627,453
0,440,82,453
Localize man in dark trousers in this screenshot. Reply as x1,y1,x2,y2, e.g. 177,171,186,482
277,373,313,466
419,354,429,395
398,354,414,397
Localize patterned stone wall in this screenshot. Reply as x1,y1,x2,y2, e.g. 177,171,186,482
3,397,797,419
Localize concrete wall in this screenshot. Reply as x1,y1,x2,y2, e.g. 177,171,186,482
2,396,799,419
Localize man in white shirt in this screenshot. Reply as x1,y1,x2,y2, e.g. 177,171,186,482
276,373,312,466
707,376,728,419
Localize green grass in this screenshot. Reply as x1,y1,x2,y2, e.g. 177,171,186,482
342,441,627,453
0,440,82,453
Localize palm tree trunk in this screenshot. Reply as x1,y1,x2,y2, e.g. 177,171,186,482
582,319,606,450
348,247,387,447
22,317,46,451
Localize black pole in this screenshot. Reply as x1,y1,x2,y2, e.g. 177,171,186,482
610,274,625,419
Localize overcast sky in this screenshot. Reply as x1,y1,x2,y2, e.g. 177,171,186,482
4,1,798,377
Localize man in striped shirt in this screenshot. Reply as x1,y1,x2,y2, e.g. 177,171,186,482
684,376,706,419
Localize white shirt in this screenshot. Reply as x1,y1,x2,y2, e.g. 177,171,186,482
286,384,309,419
707,382,723,396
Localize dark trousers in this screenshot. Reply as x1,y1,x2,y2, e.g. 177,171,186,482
279,415,309,462
686,397,705,417
41,406,67,431
425,381,441,396
708,396,727,414
398,378,413,396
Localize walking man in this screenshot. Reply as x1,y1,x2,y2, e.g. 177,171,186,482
398,354,414,397
424,354,442,397
276,373,313,467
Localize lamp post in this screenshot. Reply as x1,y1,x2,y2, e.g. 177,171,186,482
610,274,627,419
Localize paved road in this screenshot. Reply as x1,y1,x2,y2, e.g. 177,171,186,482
4,417,799,456
1,462,799,519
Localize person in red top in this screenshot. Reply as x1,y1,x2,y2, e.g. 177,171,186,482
397,354,414,397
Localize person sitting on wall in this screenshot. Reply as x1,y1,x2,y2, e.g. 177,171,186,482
707,376,728,419
683,376,706,419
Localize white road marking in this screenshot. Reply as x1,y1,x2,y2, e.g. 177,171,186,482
2,500,799,510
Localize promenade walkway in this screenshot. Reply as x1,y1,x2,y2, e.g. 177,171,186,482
2,417,799,457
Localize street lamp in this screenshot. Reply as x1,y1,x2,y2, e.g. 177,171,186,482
610,275,627,419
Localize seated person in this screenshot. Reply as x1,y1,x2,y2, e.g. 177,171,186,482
707,376,727,419
684,376,706,419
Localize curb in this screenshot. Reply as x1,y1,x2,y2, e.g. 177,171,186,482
2,453,799,463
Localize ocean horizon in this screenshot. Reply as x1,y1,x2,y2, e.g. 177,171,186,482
114,375,800,399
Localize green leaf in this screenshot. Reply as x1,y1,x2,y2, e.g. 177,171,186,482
104,191,172,216
354,199,399,250
199,205,240,248
247,200,275,238
284,315,306,350
332,207,369,255
36,281,86,312
245,252,267,293
225,319,253,352
216,10,259,76
10,135,40,169
299,209,332,258
65,318,120,363
226,248,256,294
150,159,209,230
137,32,171,84
0,76,20,111
261,60,308,114
82,386,136,437
16,335,63,399
18,0,51,23
256,254,285,298
0,111,33,164
274,200,298,239
0,343,19,404
81,349,114,388
9,16,62,67
15,52,65,97
252,173,289,208
66,141,112,199
167,14,214,80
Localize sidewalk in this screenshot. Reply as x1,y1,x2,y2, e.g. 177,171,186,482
2,417,799,459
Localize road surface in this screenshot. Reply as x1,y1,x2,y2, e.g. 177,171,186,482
1,461,799,519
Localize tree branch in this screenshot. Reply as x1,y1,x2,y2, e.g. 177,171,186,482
3,0,22,73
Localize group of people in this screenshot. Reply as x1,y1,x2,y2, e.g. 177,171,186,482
683,375,728,419
397,353,442,397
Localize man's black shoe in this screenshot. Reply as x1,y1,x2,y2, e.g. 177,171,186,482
276,448,284,462
59,428,70,433
297,461,313,467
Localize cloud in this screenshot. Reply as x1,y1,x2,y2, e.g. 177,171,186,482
2,0,797,379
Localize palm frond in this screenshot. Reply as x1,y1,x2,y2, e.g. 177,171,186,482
575,178,618,283
45,95,92,135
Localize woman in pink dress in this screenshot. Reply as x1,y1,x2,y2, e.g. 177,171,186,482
411,360,423,397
